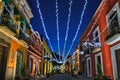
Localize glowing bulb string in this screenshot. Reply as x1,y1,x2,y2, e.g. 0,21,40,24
36,0,59,61
64,0,88,62
62,0,73,61
55,0,61,61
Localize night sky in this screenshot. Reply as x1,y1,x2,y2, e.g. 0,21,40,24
27,0,101,61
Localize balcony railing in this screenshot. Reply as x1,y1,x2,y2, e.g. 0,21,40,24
105,20,120,45
0,13,18,34
18,29,29,42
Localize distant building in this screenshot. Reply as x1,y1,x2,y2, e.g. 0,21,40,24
80,0,120,80
71,45,81,73
41,37,53,77
65,55,72,75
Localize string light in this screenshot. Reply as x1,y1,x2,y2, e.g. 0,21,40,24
55,0,61,61
36,0,59,61
62,0,73,61
64,0,88,62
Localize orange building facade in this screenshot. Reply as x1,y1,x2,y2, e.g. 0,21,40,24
80,0,120,80
28,31,42,77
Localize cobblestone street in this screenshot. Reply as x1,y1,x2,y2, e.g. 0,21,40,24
36,74,93,80
48,74,75,80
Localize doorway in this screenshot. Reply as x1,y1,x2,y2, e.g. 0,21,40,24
115,49,120,79
95,53,103,75
87,57,92,77
0,45,9,80
111,44,120,80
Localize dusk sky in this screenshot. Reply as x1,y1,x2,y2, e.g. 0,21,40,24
27,0,101,61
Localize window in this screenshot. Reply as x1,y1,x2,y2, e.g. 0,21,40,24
93,27,101,48
36,40,39,50
106,3,120,34
31,34,35,46
93,27,100,43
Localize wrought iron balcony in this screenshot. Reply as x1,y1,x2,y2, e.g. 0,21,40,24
105,20,120,45
18,29,29,42
0,13,18,34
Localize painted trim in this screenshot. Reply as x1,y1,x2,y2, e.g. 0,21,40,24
110,43,120,80
92,48,101,53
0,30,28,48
85,54,90,58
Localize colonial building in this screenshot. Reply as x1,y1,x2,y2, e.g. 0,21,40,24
41,37,53,77
0,0,33,79
28,31,42,77
64,55,71,74
72,45,81,73
65,45,81,75
80,0,120,79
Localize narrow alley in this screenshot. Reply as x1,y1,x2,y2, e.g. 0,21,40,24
0,0,120,80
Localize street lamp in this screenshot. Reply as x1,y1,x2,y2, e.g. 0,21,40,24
80,51,84,55
80,44,84,55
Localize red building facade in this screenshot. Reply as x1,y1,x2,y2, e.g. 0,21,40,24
80,0,120,80
28,31,42,77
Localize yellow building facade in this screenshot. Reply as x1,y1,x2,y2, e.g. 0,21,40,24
0,0,33,79
42,38,53,77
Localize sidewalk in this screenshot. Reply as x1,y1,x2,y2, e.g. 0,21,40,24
29,76,47,80
74,75,93,80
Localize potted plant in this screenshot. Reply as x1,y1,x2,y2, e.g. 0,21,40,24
21,64,29,80
94,63,103,80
